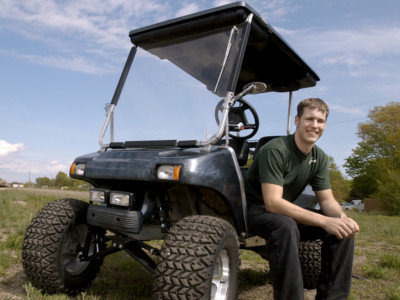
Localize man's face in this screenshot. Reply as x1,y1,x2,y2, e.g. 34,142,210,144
294,107,327,146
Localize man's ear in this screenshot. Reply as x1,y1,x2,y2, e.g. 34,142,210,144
294,115,299,128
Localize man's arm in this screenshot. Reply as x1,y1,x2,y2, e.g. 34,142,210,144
261,183,359,239
315,189,359,238
315,189,345,218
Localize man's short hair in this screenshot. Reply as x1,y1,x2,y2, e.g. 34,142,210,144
297,98,329,119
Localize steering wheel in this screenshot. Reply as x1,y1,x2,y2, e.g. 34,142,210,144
215,98,259,140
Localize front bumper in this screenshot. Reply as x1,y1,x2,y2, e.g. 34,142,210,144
87,205,143,234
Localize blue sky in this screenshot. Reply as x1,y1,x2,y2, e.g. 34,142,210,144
1,0,399,183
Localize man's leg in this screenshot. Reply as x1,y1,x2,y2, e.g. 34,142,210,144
247,204,304,300
316,236,354,300
299,224,355,300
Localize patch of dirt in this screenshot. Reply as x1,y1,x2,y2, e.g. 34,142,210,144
239,285,316,299
0,258,25,300
238,284,274,299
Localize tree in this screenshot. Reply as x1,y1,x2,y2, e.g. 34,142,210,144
374,169,400,215
54,172,69,188
36,177,52,188
328,156,351,202
344,102,400,198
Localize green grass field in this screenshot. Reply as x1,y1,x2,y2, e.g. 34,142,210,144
0,188,399,299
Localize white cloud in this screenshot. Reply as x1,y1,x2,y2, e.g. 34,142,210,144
0,139,70,180
212,0,293,22
320,54,368,68
0,140,25,156
330,105,365,116
0,156,71,178
286,26,400,66
48,160,71,174
0,0,163,32
0,49,115,74
175,3,200,18
0,0,169,74
213,0,231,7
0,0,167,44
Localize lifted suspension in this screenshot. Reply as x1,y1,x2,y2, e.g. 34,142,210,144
79,231,160,274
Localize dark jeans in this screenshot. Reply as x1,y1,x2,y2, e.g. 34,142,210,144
247,204,354,300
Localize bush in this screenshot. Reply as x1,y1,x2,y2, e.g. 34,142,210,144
374,169,400,215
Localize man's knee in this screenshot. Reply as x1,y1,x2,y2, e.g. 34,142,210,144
261,214,300,246
270,213,298,231
247,208,300,242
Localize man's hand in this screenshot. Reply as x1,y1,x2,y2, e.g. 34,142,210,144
315,189,360,239
322,216,360,239
342,215,360,238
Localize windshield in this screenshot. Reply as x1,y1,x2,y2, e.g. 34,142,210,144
141,24,247,97
110,48,221,143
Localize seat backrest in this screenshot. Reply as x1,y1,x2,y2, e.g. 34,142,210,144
254,136,280,156
218,139,249,166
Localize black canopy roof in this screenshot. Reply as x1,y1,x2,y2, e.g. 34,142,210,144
129,2,319,96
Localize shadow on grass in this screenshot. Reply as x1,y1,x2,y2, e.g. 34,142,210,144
86,252,153,300
238,268,271,292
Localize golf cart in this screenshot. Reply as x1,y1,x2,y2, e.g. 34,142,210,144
22,2,321,299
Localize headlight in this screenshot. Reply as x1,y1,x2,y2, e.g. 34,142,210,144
90,189,109,203
157,165,181,180
70,163,86,176
110,191,134,207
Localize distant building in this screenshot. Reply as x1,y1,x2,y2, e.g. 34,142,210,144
11,182,24,188
364,198,386,213
0,178,8,187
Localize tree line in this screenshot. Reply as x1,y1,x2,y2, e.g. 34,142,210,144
35,172,89,190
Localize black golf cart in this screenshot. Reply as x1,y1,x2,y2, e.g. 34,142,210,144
22,2,321,299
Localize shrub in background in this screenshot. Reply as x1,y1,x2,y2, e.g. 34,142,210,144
374,169,400,215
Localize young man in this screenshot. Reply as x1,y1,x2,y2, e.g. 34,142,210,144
244,98,359,300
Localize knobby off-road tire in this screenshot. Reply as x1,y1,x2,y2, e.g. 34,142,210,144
22,198,105,296
299,239,322,290
153,215,240,300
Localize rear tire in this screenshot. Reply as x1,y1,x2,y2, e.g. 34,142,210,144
153,215,240,300
299,239,322,289
22,198,105,295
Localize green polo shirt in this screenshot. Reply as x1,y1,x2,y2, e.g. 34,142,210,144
244,135,331,205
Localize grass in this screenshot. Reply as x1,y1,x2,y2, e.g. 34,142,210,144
348,211,400,300
0,188,400,299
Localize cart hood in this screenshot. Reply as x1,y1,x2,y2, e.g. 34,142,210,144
129,1,319,97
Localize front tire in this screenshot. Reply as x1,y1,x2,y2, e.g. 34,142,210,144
22,198,105,295
153,215,240,300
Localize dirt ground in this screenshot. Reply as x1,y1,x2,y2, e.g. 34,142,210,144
0,263,25,300
238,286,316,300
